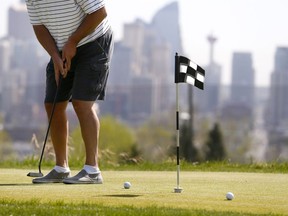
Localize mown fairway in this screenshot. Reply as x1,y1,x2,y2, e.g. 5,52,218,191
0,169,287,215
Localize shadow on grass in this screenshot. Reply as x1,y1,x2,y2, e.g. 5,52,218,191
0,183,32,186
102,194,142,198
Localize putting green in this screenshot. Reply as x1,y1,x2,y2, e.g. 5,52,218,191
0,169,287,215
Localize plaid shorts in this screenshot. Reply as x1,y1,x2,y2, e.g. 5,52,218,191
45,28,114,103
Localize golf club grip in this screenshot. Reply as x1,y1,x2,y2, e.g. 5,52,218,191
38,76,63,174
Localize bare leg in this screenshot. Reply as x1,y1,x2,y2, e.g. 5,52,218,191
72,100,99,167
45,101,69,168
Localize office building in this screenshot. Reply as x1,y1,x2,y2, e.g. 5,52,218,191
8,3,34,40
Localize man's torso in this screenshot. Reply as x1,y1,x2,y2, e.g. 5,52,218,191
25,0,110,50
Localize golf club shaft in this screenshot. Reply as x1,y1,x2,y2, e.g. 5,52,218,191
38,76,63,174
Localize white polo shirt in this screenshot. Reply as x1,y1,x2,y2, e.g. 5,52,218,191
25,0,110,50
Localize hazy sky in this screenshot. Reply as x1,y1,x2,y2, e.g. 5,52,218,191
1,0,288,86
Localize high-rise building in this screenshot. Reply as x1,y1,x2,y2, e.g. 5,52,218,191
129,76,154,123
140,1,182,114
122,20,146,76
100,42,133,119
105,1,182,123
0,41,11,73
0,40,11,112
266,47,288,130
8,3,34,40
151,1,183,53
265,47,288,160
219,52,255,162
1,1,47,141
230,52,255,107
228,52,255,129
109,42,133,87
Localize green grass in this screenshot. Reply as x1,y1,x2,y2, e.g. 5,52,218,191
0,200,270,216
0,200,276,216
0,169,287,215
1,159,288,173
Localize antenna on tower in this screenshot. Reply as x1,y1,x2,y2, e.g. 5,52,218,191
207,34,217,64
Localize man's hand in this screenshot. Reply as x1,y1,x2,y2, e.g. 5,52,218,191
52,54,66,86
62,40,77,75
32,25,66,85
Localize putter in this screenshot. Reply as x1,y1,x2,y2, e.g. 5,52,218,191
27,75,63,177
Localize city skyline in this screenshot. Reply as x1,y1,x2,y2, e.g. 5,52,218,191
1,0,287,162
1,0,288,87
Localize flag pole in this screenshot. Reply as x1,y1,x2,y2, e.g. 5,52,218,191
174,53,182,193
173,53,205,193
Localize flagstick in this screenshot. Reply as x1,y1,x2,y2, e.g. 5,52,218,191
174,82,182,193
173,53,205,193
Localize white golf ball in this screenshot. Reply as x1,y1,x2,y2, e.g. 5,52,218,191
226,192,234,200
124,181,131,189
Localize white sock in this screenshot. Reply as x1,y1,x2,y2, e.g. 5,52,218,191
54,165,70,173
83,165,100,174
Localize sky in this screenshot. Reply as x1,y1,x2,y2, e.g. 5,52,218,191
1,0,288,87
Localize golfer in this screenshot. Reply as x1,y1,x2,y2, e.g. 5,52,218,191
25,0,114,184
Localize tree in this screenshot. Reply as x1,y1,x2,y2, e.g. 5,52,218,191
205,123,226,161
0,129,14,161
136,117,174,163
180,120,198,162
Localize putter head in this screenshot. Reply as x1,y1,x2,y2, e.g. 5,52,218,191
27,172,43,177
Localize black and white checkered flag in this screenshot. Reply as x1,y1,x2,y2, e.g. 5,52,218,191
175,54,205,90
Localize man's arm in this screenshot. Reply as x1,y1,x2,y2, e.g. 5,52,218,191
62,7,107,71
33,25,66,84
